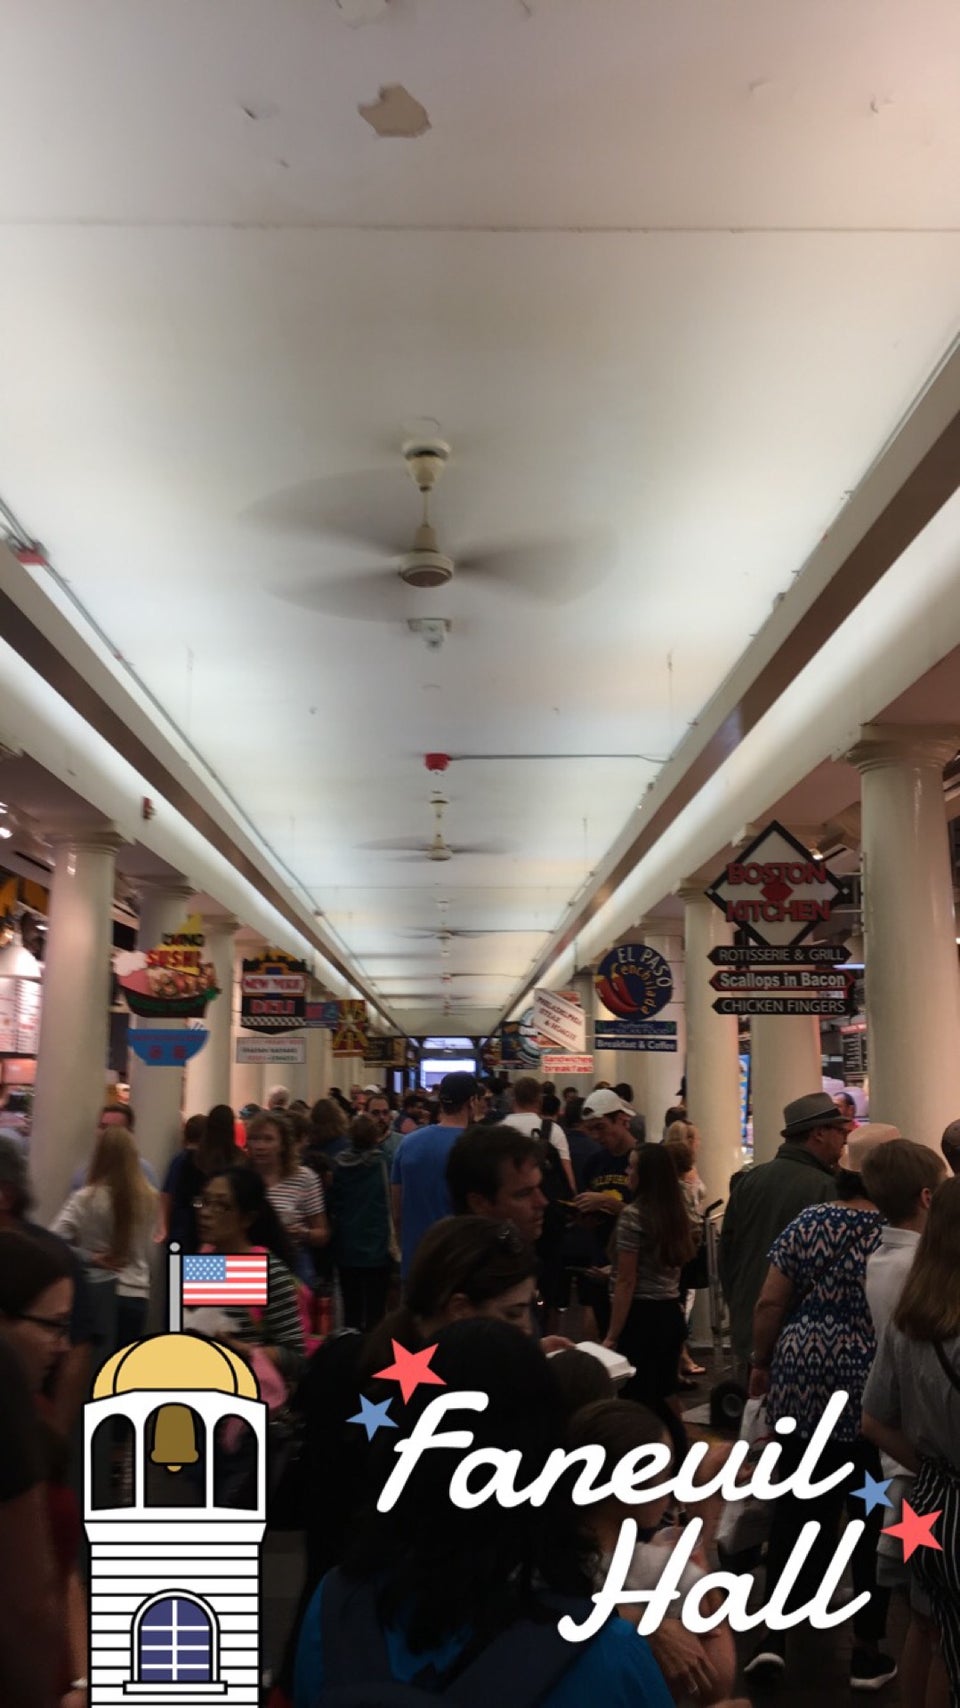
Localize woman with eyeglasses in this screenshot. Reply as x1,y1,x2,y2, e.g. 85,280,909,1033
0,1228,89,1708
195,1167,306,1387
52,1123,158,1353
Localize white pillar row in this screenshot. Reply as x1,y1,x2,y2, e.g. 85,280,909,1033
638,920,687,1139
678,886,744,1205
750,1015,824,1165
304,992,331,1106
570,969,603,1091
230,951,263,1112
31,826,126,1223
848,724,960,1145
127,878,195,1179
183,916,238,1117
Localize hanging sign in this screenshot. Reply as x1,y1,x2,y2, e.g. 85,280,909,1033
599,1035,678,1053
332,999,369,1057
114,914,220,1020
241,948,308,1033
501,1015,541,1067
713,995,851,1017
363,1035,406,1066
705,822,845,949
236,1036,306,1065
710,968,855,995
708,944,851,967
594,1018,678,1041
532,988,586,1053
129,1029,208,1068
541,1053,595,1076
595,945,673,1020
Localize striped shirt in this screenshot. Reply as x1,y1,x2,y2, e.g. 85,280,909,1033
218,1250,306,1385
267,1165,326,1231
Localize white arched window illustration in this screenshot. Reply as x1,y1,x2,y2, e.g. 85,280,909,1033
135,1593,217,1685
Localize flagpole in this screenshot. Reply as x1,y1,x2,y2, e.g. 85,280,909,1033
168,1242,182,1333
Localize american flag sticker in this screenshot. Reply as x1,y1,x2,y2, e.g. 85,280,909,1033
182,1253,269,1306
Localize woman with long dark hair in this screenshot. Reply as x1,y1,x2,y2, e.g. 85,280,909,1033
864,1177,960,1704
0,1229,88,1707
603,1144,695,1410
294,1319,674,1706
195,1166,305,1386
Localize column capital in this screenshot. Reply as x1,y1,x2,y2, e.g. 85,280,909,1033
638,916,684,940
199,914,240,937
45,820,128,855
135,875,195,903
677,882,712,904
846,723,960,774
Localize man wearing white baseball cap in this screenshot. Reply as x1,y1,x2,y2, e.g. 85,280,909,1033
575,1089,636,1214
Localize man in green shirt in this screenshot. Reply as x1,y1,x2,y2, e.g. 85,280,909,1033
718,1092,850,1375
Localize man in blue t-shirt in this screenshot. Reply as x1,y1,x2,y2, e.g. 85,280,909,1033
391,1072,480,1276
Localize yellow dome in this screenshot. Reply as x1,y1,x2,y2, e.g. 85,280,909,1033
92,1332,258,1400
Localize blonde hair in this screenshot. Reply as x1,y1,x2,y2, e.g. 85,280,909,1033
86,1125,156,1266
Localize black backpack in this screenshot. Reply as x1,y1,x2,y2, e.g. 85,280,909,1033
318,1568,597,1705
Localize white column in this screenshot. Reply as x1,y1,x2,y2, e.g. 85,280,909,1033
848,725,960,1144
183,916,238,1116
570,969,602,1090
260,1051,309,1106
638,920,686,1138
31,827,126,1223
679,886,744,1204
304,988,331,1106
750,1015,823,1165
230,947,262,1110
127,878,194,1177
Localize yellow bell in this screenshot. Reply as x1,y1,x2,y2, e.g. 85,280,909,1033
150,1404,199,1474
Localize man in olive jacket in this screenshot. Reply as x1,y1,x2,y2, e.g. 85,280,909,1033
718,1092,850,1373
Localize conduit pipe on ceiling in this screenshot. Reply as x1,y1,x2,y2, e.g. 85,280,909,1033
512,480,960,1011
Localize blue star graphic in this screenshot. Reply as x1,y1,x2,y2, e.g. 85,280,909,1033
851,1472,895,1515
348,1395,398,1442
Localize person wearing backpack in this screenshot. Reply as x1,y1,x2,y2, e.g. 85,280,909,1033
329,1115,393,1333
294,1317,675,1707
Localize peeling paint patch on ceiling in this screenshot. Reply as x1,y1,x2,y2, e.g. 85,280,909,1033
358,84,431,138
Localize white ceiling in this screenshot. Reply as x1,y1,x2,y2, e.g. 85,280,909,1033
1,0,959,1029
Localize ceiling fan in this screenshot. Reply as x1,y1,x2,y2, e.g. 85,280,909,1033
261,437,614,620
358,792,511,863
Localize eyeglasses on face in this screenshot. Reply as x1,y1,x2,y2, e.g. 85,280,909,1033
17,1312,71,1337
194,1195,235,1212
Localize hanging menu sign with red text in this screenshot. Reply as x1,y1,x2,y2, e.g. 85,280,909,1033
705,823,853,1018
241,948,308,1033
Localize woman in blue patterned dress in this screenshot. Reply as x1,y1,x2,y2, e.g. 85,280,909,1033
742,1126,897,1693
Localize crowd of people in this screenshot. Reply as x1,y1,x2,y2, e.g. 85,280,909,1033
2,1069,960,1706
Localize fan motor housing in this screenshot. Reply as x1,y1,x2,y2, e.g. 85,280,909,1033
399,549,454,589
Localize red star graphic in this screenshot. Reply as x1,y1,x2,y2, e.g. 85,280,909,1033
881,1500,943,1562
373,1340,447,1404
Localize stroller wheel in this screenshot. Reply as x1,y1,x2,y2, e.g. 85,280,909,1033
709,1379,747,1431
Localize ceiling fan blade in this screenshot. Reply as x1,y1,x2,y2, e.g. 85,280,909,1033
244,468,408,552
460,532,617,606
446,840,516,856
357,837,434,854
272,568,412,623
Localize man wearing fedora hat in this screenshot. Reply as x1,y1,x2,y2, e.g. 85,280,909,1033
718,1091,851,1373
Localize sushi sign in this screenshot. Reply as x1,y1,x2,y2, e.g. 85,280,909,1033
114,915,220,1020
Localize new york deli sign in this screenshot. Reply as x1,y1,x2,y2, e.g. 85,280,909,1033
705,821,845,949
